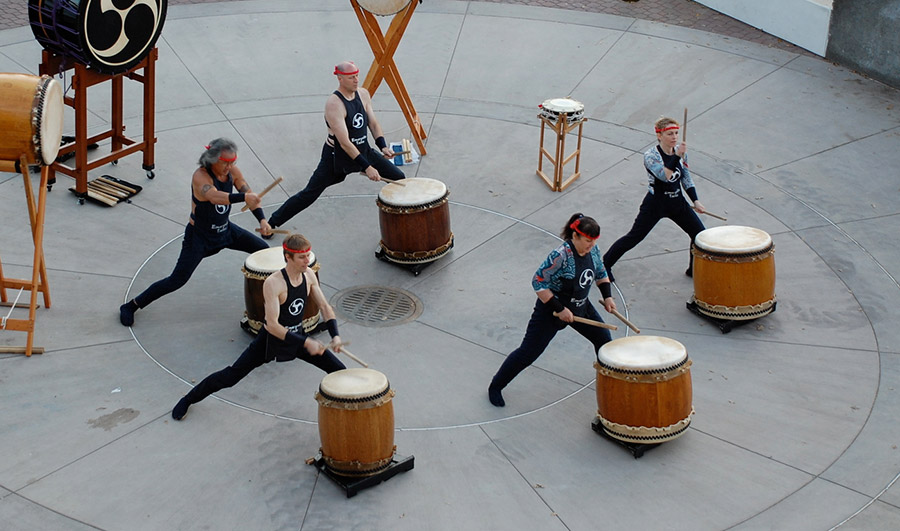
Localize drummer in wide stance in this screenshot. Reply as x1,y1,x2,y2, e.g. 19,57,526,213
172,234,346,420
488,214,617,407
266,61,405,231
120,139,271,326
603,116,707,282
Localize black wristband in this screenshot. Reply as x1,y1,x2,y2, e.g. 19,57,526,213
375,136,387,150
685,187,699,202
284,330,308,347
228,192,245,204
325,319,339,338
599,282,612,300
354,153,371,169
251,207,265,221
547,296,565,313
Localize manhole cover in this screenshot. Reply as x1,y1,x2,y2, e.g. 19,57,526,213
331,286,423,327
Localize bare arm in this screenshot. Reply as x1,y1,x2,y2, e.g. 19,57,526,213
192,166,261,208
307,272,341,352
360,88,394,158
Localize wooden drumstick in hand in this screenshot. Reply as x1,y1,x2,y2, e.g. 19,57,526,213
241,176,283,212
327,340,368,367
692,207,727,221
609,309,640,334
380,177,406,186
553,312,618,330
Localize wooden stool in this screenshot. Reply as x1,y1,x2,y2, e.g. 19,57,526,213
536,98,586,192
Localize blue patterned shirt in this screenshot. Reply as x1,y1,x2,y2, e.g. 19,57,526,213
532,241,608,293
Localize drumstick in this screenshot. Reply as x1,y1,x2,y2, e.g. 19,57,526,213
241,176,283,212
610,309,641,334
553,312,617,330
335,346,368,368
693,207,727,221
96,176,138,194
255,228,290,235
682,107,688,143
380,177,406,186
384,150,411,158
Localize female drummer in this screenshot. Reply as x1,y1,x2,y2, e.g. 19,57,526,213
172,234,346,421
488,214,617,407
119,139,272,326
602,116,707,281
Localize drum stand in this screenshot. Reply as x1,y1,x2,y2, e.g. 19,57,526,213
536,113,585,192
374,247,444,276
351,0,428,155
685,300,777,334
307,452,415,498
0,156,51,356
38,48,158,204
591,418,660,459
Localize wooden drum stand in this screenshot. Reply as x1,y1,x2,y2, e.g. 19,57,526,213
39,48,158,203
536,112,586,192
0,156,51,356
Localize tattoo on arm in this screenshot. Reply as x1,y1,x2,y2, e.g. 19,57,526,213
200,184,213,196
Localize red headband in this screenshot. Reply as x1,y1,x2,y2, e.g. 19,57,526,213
334,64,359,76
655,125,680,133
570,219,599,240
218,154,237,163
283,243,311,254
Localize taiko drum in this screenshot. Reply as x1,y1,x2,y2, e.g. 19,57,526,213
0,73,63,165
691,225,776,320
376,177,453,264
595,336,694,444
316,368,396,476
241,247,321,334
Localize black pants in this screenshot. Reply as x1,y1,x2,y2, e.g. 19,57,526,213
490,298,612,391
268,143,405,227
181,330,346,406
603,192,705,275
135,224,269,308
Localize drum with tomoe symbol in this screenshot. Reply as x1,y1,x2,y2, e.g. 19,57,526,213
241,247,321,335
595,336,694,444
0,73,63,165
28,0,167,75
376,177,453,264
691,225,776,320
316,368,396,476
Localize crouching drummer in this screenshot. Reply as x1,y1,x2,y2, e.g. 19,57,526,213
172,234,346,420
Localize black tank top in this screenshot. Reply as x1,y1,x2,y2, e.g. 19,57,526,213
557,241,595,315
650,145,685,199
191,167,233,238
278,268,308,332
330,90,370,172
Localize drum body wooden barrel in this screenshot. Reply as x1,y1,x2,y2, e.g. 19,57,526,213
316,368,396,476
241,247,321,334
595,336,693,444
691,225,776,320
0,73,63,165
377,177,453,264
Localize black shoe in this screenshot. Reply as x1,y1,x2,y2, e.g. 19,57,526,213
488,386,505,407
172,396,191,420
685,268,693,278
119,301,137,326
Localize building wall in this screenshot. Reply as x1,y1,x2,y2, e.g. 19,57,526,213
827,0,900,89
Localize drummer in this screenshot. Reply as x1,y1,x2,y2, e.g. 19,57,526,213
119,139,271,326
265,61,405,231
172,234,346,420
488,214,616,407
603,116,707,281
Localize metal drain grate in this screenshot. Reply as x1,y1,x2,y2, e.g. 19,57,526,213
331,286,423,327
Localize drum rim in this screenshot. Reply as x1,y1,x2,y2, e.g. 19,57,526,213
695,225,773,254
597,335,688,371
377,177,448,206
541,97,585,113
37,76,64,165
319,368,390,399
356,0,412,16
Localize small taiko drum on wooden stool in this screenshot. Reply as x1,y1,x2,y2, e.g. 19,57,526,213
376,177,453,265
316,368,397,476
241,246,321,334
538,97,585,124
595,336,694,444
0,73,63,165
356,0,412,16
691,225,776,320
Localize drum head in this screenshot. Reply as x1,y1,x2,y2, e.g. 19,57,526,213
695,226,772,254
357,0,411,16
244,247,316,273
541,98,584,113
38,77,63,165
320,368,390,399
598,336,687,371
378,177,447,207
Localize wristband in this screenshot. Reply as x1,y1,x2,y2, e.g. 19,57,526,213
228,192,245,204
547,296,565,313
251,207,265,222
375,136,387,150
685,187,699,202
284,330,308,347
599,282,612,300
354,153,371,170
325,319,339,338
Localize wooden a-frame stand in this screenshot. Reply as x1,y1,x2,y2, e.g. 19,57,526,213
0,156,51,356
351,0,428,155
536,113,585,192
38,48,158,202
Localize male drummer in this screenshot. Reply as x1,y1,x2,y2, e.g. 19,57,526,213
119,139,272,326
172,233,346,420
264,61,405,232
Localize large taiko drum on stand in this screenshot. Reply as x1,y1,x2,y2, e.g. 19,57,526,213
691,225,776,320
595,336,694,444
376,177,453,265
357,0,412,16
28,0,167,75
241,247,321,335
538,97,585,124
0,73,63,165
316,368,396,476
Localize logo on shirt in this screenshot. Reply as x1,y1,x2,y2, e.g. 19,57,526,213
668,167,681,182
216,204,229,215
289,298,305,316
352,112,365,129
579,269,595,288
